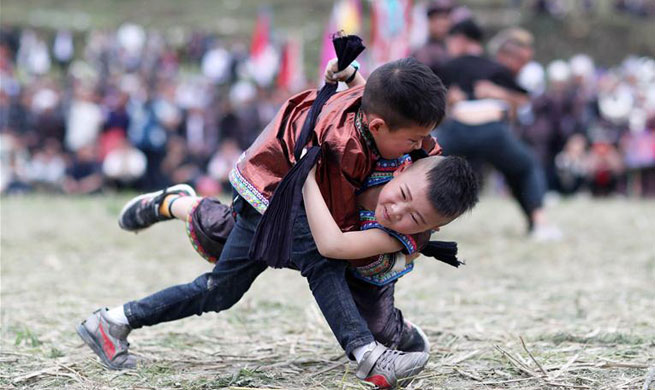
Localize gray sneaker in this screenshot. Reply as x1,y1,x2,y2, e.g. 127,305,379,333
76,308,136,370
118,184,196,232
356,343,429,389
397,320,430,353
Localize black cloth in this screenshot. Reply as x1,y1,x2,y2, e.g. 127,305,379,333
438,55,527,99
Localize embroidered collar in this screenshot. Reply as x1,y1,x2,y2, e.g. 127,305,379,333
355,109,380,158
358,154,413,193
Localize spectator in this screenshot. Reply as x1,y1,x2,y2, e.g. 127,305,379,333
66,84,103,152
24,138,66,191
102,137,147,190
413,0,455,75
587,141,624,196
554,133,588,195
64,144,103,194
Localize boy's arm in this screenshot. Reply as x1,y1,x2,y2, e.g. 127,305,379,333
302,167,403,260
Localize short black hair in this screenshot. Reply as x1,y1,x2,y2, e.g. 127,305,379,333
361,57,447,131
425,156,479,218
448,19,484,43
426,0,453,17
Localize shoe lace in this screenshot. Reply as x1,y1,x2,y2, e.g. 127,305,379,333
377,349,404,370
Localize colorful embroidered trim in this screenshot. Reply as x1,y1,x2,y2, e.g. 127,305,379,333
359,154,412,191
185,198,219,264
359,210,418,254
352,253,415,286
355,109,380,158
228,167,268,214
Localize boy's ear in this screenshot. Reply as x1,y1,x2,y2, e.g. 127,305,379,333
368,117,387,134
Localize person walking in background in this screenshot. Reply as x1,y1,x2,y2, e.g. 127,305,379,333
434,18,562,240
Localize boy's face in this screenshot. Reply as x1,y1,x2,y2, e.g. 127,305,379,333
375,163,456,235
367,115,434,159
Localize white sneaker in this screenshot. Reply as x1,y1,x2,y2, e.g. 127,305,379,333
530,223,563,242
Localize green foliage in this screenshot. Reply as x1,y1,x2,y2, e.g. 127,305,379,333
48,347,65,358
14,327,42,347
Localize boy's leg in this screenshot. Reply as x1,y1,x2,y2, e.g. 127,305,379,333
347,272,403,348
78,198,266,367
169,196,198,220
437,121,549,230
288,211,374,357
118,184,196,231
474,122,547,229
124,233,266,327
346,272,430,353
289,208,429,388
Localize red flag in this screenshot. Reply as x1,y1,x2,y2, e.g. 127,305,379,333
246,8,279,86
250,9,270,58
277,36,305,92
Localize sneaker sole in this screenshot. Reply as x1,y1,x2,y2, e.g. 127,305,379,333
76,323,124,370
118,184,196,232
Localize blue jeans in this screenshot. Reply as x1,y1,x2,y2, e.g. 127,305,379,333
436,120,546,227
124,196,375,357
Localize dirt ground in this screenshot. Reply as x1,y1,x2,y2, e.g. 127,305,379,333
1,194,654,389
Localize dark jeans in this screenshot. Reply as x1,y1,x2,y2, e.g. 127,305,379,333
124,197,376,357
436,120,546,227
347,272,405,349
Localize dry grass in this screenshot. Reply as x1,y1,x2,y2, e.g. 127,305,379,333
1,194,654,389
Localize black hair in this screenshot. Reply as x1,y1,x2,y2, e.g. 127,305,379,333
361,57,447,131
448,19,484,43
425,156,479,218
426,0,453,17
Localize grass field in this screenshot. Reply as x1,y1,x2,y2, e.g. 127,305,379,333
1,194,654,389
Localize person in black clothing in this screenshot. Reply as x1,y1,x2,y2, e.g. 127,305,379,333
434,19,561,240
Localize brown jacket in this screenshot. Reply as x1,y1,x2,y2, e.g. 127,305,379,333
229,84,375,232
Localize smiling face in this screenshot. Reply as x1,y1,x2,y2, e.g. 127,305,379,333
374,161,456,235
367,114,435,159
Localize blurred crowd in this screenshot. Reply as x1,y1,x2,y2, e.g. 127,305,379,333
1,0,654,198
516,54,655,196
533,0,655,17
0,24,292,196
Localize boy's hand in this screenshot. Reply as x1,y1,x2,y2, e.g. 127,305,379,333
422,135,443,156
324,58,356,84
